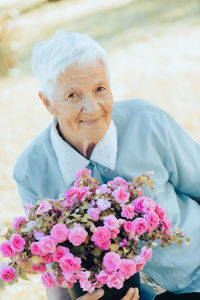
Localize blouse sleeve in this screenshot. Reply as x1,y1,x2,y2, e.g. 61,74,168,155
13,169,39,209
162,111,200,200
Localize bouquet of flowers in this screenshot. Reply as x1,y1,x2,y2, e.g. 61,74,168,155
0,169,187,295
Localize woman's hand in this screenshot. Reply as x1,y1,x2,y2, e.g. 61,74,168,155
77,287,139,300
121,288,139,300
77,289,104,300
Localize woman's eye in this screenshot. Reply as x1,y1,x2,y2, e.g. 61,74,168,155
68,93,75,98
96,86,105,94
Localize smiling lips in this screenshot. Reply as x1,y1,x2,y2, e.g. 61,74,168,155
79,116,103,125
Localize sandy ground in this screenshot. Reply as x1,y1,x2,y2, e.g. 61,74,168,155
0,0,200,299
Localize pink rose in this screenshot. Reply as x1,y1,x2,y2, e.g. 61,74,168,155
107,271,124,289
74,168,92,186
64,187,80,207
131,218,148,236
68,224,88,246
52,246,69,262
50,223,69,243
87,208,100,221
42,254,54,264
96,198,111,211
12,216,26,229
144,211,160,232
60,253,81,273
103,252,121,272
78,187,90,202
36,200,52,214
24,202,34,217
95,270,111,285
33,230,44,240
119,238,127,248
0,241,16,257
123,221,134,233
78,271,93,292
156,204,165,218
133,256,146,272
121,204,135,219
103,215,119,230
62,272,77,288
140,246,152,261
0,265,17,282
119,259,136,279
108,177,128,189
160,215,172,234
41,272,57,288
112,187,130,204
31,263,46,274
30,242,45,256
132,197,156,213
11,234,26,252
38,236,56,254
91,227,111,250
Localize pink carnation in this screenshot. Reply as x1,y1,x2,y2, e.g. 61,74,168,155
144,211,160,232
52,246,69,262
50,223,69,243
103,252,121,272
99,184,111,194
121,204,135,219
64,187,80,207
68,224,88,246
133,256,146,272
78,271,93,292
91,227,111,250
11,234,26,252
36,200,52,214
31,263,46,274
12,216,26,229
60,253,81,273
0,265,17,282
0,241,16,257
38,236,56,254
107,271,124,289
87,208,100,221
41,272,57,288
119,259,136,279
112,187,130,204
156,204,165,218
119,238,127,248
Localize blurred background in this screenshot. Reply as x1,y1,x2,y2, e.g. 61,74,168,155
0,0,200,299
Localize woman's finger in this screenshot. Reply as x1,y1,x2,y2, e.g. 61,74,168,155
77,289,104,300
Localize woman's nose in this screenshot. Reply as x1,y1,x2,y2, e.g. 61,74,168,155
82,95,99,113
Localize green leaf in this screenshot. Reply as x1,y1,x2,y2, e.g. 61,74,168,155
92,247,101,257
110,244,119,252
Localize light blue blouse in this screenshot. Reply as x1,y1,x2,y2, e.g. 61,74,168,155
13,99,200,295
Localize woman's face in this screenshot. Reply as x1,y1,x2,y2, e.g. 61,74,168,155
48,60,113,150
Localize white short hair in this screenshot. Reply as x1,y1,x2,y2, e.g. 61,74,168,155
32,30,110,102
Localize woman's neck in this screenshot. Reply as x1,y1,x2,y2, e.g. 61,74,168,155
57,124,96,159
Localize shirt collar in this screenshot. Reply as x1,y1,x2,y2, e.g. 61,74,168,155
50,117,117,186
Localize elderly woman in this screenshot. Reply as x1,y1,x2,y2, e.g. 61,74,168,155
13,30,200,300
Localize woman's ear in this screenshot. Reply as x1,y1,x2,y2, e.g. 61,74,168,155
38,91,57,116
